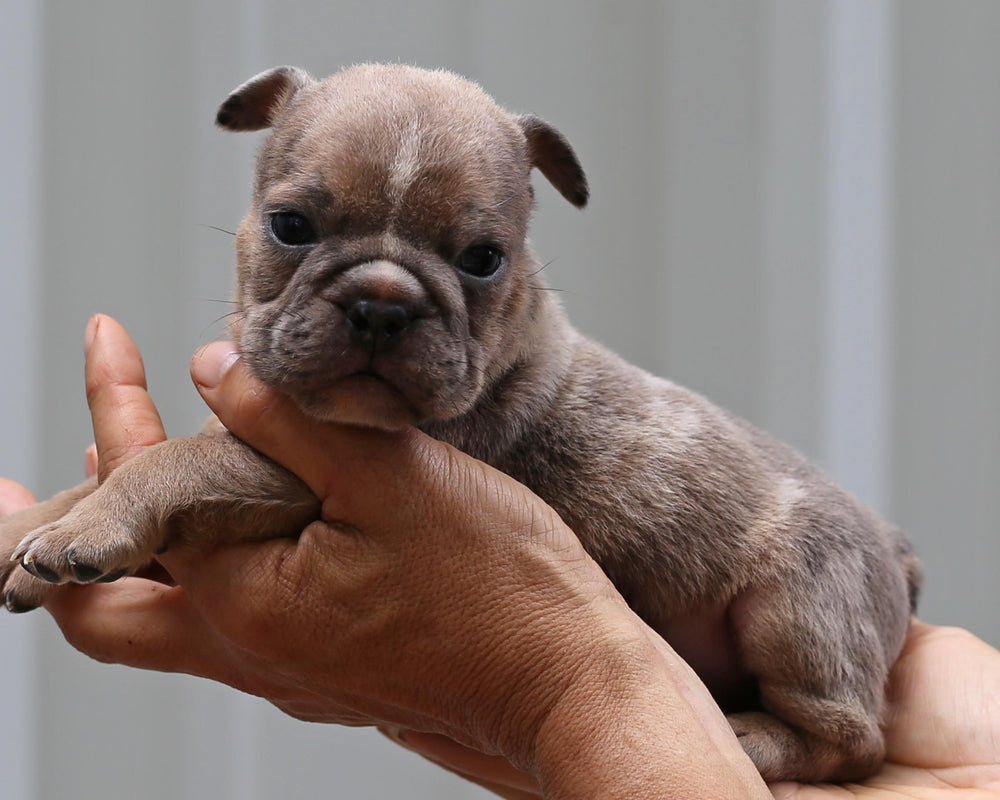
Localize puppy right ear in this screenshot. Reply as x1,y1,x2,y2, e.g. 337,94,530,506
216,66,314,132
518,115,589,208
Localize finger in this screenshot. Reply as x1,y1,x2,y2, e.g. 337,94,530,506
85,443,98,478
190,341,424,502
44,577,231,681
380,728,541,796
0,478,38,516
85,314,167,482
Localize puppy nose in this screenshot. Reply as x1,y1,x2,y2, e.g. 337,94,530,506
344,298,413,347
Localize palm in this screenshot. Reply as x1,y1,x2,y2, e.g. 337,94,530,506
771,623,1000,798
773,766,998,799
773,762,1000,798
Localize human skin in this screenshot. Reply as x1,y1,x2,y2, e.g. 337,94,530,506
6,314,1000,798
26,315,770,799
382,622,1000,799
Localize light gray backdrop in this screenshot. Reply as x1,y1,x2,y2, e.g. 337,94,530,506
1,1,997,798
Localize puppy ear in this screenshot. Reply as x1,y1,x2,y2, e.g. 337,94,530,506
518,115,589,208
216,66,314,132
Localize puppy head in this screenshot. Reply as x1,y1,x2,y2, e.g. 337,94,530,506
217,64,587,429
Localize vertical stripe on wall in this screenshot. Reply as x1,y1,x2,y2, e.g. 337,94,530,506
822,0,895,514
0,1,42,796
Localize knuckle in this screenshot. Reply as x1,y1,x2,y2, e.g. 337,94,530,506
85,355,147,407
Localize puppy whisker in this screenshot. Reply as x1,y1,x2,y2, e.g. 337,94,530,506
209,310,246,325
199,224,238,237
526,259,557,279
527,284,568,293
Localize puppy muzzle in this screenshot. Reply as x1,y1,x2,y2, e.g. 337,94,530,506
343,298,414,351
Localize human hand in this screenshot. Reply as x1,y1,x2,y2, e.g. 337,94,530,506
39,317,767,799
7,316,998,799
0,479,38,518
382,620,1000,799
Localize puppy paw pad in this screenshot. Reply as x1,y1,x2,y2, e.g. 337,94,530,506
27,561,63,584
67,554,105,584
95,568,128,584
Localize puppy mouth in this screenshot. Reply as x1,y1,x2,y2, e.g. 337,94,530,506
303,363,409,402
341,368,402,391
294,366,423,428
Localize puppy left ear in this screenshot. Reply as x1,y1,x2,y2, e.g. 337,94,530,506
216,66,314,132
518,115,589,208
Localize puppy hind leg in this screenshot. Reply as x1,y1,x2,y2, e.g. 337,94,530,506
727,687,884,782
2,569,57,613
727,580,896,782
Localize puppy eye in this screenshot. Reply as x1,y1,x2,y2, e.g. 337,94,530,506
457,244,505,278
269,212,316,246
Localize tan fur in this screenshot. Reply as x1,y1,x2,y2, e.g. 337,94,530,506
0,64,919,782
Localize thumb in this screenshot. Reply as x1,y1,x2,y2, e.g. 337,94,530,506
190,340,444,509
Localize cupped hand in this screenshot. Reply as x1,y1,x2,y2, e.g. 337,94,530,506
5,316,998,799
32,317,766,799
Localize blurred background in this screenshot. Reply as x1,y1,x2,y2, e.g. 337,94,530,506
1,0,997,797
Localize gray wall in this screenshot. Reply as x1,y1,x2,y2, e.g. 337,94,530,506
0,1,997,798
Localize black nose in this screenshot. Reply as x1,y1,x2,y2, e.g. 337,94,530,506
344,298,413,347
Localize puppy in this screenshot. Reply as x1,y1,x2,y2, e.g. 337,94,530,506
0,64,919,782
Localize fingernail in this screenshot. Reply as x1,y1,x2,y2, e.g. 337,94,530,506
191,341,240,389
84,314,102,355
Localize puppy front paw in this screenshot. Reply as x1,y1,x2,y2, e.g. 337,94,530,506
1,500,79,613
2,567,56,613
11,503,162,586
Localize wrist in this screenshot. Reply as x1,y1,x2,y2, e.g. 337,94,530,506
530,621,769,799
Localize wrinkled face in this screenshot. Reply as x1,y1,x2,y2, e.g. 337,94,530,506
232,67,537,429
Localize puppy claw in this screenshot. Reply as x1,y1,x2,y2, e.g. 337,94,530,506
18,558,40,579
